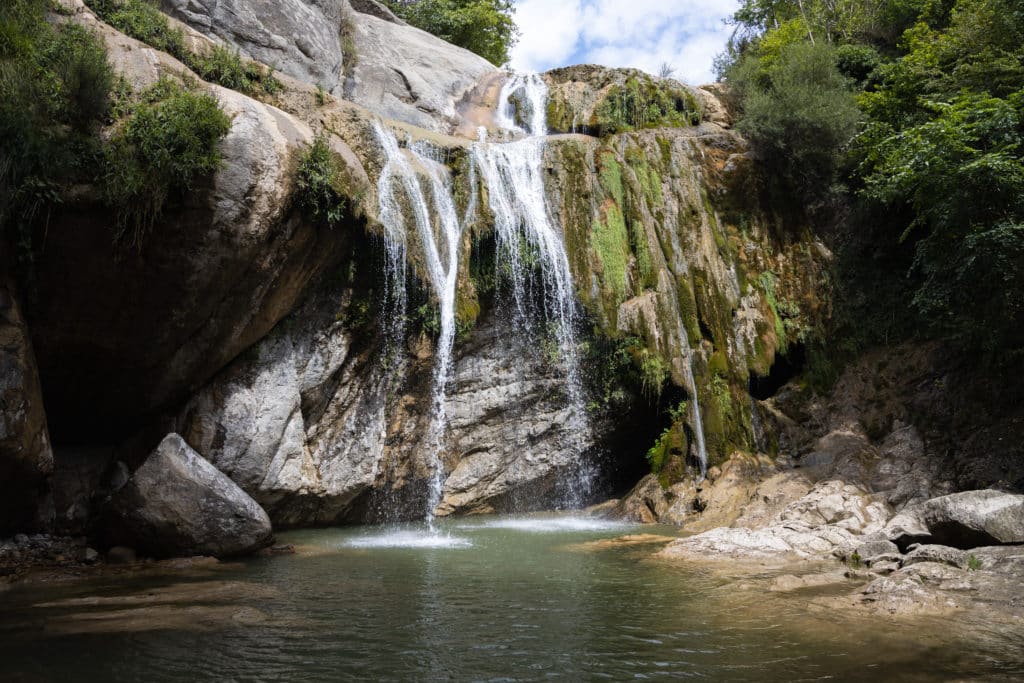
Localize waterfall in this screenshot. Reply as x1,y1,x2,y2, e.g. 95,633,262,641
372,71,595,518
373,121,467,523
496,72,549,138
681,349,709,478
478,73,594,505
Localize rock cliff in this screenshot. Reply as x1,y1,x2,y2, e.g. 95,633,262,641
2,0,1017,563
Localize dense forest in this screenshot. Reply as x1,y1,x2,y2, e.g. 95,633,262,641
717,0,1024,374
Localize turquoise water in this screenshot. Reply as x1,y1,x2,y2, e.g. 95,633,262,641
1,514,1021,681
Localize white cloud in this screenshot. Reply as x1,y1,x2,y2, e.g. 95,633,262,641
509,0,584,72
510,0,739,84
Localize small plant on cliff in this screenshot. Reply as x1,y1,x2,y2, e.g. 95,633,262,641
86,0,187,60
295,134,351,228
86,0,281,97
104,77,232,247
967,554,982,571
1,0,112,255
189,44,282,97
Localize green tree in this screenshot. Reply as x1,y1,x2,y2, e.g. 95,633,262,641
381,0,518,66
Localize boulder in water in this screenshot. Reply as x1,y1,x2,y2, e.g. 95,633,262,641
105,434,272,558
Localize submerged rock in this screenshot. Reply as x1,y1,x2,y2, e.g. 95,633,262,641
105,434,272,558
921,490,1024,548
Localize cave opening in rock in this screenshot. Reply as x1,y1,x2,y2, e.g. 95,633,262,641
749,344,805,400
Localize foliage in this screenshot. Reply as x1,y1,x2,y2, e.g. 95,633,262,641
637,348,668,400
381,0,519,66
727,40,862,204
967,553,982,571
85,0,281,97
295,135,351,228
104,77,232,246
86,0,186,60
594,76,701,136
722,0,1024,367
1,0,112,253
189,44,282,97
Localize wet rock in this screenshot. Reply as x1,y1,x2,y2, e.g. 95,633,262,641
106,546,137,565
902,544,968,569
104,434,273,559
921,490,1024,548
0,278,54,534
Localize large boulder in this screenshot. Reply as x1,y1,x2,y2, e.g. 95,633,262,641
105,433,272,558
0,277,54,533
26,13,359,438
343,6,497,132
921,490,1024,548
160,0,348,94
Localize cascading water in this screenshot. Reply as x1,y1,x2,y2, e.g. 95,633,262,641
373,121,468,524
372,72,595,520
476,72,594,505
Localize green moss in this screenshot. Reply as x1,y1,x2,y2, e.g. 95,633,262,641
676,276,702,344
708,350,729,377
597,149,624,206
646,401,689,476
590,200,631,307
758,270,788,354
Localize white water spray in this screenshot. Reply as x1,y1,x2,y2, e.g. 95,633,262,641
479,73,594,504
374,121,469,523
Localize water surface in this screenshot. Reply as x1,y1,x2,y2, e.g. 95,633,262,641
1,513,1021,681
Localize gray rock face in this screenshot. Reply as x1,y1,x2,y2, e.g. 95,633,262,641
0,277,54,534
28,16,359,434
161,0,348,94
178,273,600,525
438,322,593,516
345,8,497,132
177,284,391,527
105,434,272,558
902,544,968,569
922,490,1024,548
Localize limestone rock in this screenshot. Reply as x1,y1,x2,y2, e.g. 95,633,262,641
28,14,357,435
104,434,272,558
345,8,497,132
854,538,900,563
160,0,348,94
921,490,1024,548
0,278,54,534
902,544,968,570
177,283,389,527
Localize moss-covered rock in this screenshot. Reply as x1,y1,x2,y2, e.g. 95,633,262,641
543,65,702,137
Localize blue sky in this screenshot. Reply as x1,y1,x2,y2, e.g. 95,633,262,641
509,0,740,85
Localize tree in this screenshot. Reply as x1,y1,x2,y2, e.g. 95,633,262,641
382,0,519,66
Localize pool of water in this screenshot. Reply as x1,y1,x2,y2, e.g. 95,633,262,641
1,513,1021,681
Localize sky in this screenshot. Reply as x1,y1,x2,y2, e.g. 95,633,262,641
508,0,740,85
